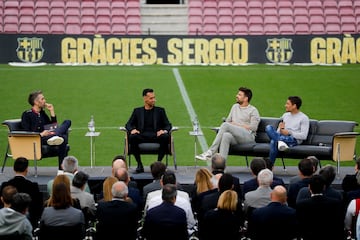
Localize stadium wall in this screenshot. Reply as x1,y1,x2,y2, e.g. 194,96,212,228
1,34,360,64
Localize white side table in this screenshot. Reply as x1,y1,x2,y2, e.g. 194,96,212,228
85,132,100,168
189,131,203,167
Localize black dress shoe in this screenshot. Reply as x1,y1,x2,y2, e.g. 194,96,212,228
135,166,144,173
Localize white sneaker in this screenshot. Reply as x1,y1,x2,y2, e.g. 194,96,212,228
278,141,289,151
196,150,212,161
47,136,64,146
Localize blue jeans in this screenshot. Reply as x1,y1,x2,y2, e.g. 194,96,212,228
265,125,298,164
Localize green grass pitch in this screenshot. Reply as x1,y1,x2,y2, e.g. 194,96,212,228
0,64,359,169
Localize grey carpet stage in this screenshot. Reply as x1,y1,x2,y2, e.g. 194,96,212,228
0,165,354,199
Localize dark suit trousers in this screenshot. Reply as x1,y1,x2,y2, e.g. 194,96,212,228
128,132,170,164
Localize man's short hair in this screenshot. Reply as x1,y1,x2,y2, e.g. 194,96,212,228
211,153,226,172
72,171,89,189
111,181,128,199
11,192,32,213
239,87,253,102
115,168,129,182
309,174,325,194
161,170,176,185
298,158,314,177
218,173,234,193
162,184,177,203
142,88,154,97
150,161,166,180
28,90,42,106
306,156,319,173
288,96,302,109
319,165,336,187
257,169,273,186
1,185,18,205
13,157,28,172
250,157,266,176
263,157,274,170
62,156,78,173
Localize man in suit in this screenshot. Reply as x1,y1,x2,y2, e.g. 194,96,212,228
143,184,188,240
296,175,344,240
251,185,298,240
96,181,138,240
0,157,43,228
125,88,172,173
21,90,71,170
143,161,167,201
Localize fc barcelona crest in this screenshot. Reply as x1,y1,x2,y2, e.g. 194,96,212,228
16,37,44,63
266,38,293,63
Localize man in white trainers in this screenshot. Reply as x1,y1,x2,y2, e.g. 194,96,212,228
265,96,309,165
21,90,71,169
196,87,260,161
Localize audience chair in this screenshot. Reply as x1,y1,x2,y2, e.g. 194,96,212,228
38,223,84,240
1,119,70,176
119,126,179,170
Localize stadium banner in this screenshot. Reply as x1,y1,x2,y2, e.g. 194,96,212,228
0,34,359,64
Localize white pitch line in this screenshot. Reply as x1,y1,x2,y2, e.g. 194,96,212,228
172,68,209,153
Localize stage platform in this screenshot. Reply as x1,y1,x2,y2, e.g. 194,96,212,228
0,165,354,199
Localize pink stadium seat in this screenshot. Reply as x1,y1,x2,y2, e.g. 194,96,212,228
203,23,218,35
218,23,233,35
341,23,356,33
294,15,309,25
96,0,111,10
65,8,81,18
233,23,248,35
248,8,262,18
66,23,81,34
50,0,65,10
233,15,247,26
309,15,325,25
4,0,19,9
35,15,49,25
35,23,50,34
278,7,293,18
81,15,95,25
66,0,81,9
96,23,111,35
203,7,217,18
189,24,202,35
19,23,35,34
277,1,292,8
50,15,65,26
218,7,232,17
310,23,325,34
295,23,310,35
294,8,308,18
189,8,203,18
4,23,19,33
50,7,65,18
189,15,202,25
326,15,340,24
126,7,141,18
203,15,217,25
326,23,341,34
233,7,247,18
111,23,127,35
66,15,81,25
19,15,34,25
323,0,338,8
279,23,295,35
309,8,324,18
4,7,19,18
4,15,19,25
189,0,202,9
203,0,217,10
219,15,233,25
112,15,126,25
263,0,277,10
20,0,34,13
82,1,96,9
248,15,263,25
35,8,49,18
82,7,96,17
324,6,338,17
50,23,65,34
338,0,353,9
81,23,96,35
127,24,142,35
97,7,111,17
35,0,50,9
248,23,263,35
247,0,262,9
264,23,279,35
97,15,111,25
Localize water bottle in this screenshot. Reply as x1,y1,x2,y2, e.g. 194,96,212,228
88,115,95,132
193,117,199,134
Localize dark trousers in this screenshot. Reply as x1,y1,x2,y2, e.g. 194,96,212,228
42,120,71,169
128,132,170,166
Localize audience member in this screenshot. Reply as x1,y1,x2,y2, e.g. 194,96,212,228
345,197,360,239
296,175,344,240
125,88,172,173
296,165,342,203
244,168,273,214
287,157,314,208
21,90,71,170
202,190,243,240
144,171,195,233
342,157,360,193
143,184,188,240
251,186,298,240
192,168,217,213
210,153,242,197
47,156,90,195
243,157,285,197
96,181,138,240
41,175,85,229
0,157,43,228
0,189,33,240
71,171,96,211
99,176,118,202
289,156,318,184
111,155,128,174
143,161,167,201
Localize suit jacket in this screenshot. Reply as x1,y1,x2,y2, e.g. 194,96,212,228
212,170,242,198
1,176,43,228
143,202,188,240
287,177,311,208
296,186,343,204
251,202,298,240
96,200,138,240
296,195,344,240
125,106,172,133
142,179,162,201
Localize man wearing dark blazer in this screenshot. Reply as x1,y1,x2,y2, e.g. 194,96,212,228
96,181,138,240
296,175,344,240
143,184,188,240
125,88,172,173
251,185,297,240
0,157,43,229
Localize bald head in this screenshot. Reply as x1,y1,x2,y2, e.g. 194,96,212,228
271,185,287,204
112,159,127,176
111,181,128,199
115,168,130,184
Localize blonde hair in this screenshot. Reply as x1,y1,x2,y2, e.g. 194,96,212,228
195,168,214,194
217,190,238,212
102,176,118,202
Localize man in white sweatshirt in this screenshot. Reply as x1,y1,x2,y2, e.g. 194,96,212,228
265,96,309,165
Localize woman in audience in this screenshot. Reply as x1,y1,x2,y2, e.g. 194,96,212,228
192,168,217,213
40,175,85,237
202,190,242,240
99,176,118,202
